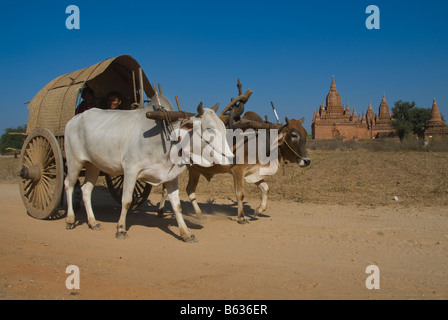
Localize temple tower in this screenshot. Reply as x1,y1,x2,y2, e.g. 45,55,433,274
373,93,395,137
377,93,391,122
325,76,344,117
425,99,448,140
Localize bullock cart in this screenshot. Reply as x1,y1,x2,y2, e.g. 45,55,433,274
18,55,155,219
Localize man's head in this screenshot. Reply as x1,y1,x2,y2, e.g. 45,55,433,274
81,87,95,102
106,91,122,110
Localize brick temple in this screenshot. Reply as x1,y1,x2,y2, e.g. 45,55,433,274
425,98,448,140
312,76,396,140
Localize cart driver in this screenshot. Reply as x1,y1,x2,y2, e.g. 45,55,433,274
76,87,99,114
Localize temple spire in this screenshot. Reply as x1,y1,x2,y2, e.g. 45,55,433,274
326,76,342,111
429,98,443,123
330,75,336,90
425,98,448,139
378,93,391,119
366,100,375,124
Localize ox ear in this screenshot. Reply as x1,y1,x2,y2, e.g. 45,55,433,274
211,103,219,113
298,117,305,124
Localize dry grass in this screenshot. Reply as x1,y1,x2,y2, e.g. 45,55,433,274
3,150,447,208
308,137,448,152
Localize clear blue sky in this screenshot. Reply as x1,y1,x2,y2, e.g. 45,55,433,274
1,0,447,135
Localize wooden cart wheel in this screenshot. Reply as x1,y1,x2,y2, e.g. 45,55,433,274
105,174,152,210
18,128,64,220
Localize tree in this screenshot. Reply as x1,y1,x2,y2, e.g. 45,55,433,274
391,101,431,141
392,100,414,141
409,107,431,139
0,125,26,154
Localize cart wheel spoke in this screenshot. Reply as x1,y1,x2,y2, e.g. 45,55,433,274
18,128,64,220
105,174,152,210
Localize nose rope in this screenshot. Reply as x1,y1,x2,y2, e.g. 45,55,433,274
282,137,306,161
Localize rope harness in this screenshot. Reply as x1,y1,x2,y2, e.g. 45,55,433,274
281,135,306,161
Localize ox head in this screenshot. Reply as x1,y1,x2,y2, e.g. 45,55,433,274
147,94,175,111
174,103,234,167
278,117,311,167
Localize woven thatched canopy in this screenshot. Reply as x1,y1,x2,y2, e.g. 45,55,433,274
26,55,155,136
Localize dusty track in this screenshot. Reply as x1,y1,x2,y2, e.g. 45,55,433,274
0,183,447,300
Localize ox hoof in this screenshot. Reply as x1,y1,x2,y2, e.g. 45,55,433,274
116,231,129,240
157,209,164,218
238,219,249,225
89,223,101,231
254,208,264,217
66,222,75,230
183,235,198,243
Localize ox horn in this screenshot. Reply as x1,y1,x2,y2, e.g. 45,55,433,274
211,103,219,113
197,102,204,115
138,68,144,107
285,117,290,125
158,83,163,96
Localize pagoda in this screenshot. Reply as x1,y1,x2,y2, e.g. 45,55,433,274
425,99,448,140
312,76,397,140
373,93,395,137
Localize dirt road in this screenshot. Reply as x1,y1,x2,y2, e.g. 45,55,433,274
0,183,447,300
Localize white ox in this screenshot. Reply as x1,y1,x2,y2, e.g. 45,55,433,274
64,98,233,242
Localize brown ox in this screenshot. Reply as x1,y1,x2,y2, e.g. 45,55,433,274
157,111,311,223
